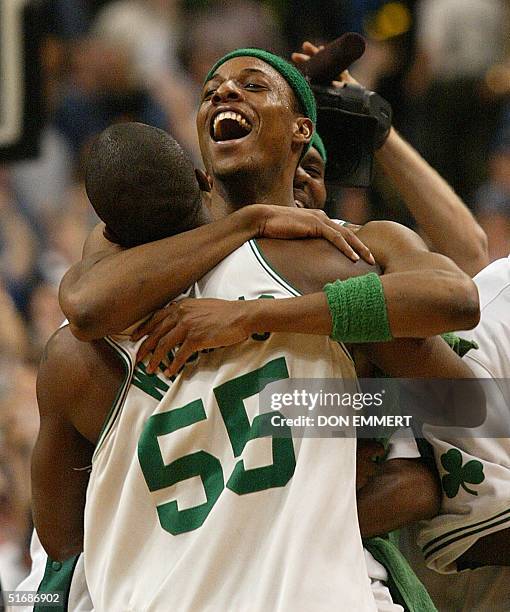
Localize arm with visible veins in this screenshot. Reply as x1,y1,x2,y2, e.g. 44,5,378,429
135,219,480,376
59,206,371,341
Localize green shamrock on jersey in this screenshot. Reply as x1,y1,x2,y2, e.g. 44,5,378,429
440,448,485,498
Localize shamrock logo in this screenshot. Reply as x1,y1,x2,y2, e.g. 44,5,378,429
440,448,485,498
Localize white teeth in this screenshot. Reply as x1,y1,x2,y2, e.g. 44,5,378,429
212,111,251,136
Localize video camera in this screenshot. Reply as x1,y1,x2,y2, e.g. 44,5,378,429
297,33,392,187
313,83,392,187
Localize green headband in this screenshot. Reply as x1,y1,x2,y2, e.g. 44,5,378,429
204,48,317,126
311,132,327,163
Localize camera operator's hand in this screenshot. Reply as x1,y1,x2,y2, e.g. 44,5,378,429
291,41,362,89
292,42,488,276
291,40,324,66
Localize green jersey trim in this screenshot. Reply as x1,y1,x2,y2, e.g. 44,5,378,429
250,239,301,297
422,505,510,560
249,239,354,365
92,337,133,460
35,554,80,612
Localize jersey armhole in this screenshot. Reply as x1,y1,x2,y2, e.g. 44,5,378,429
249,239,302,297
249,239,354,365
92,337,133,460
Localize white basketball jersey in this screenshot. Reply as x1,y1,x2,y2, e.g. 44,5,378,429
407,256,510,611
84,239,376,612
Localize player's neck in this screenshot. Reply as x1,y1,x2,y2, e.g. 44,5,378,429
211,170,295,214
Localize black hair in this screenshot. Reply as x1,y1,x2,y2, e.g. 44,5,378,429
85,122,204,247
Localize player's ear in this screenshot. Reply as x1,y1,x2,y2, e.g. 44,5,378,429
292,117,313,148
195,168,212,193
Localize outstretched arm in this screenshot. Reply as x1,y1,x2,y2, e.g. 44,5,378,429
60,206,372,341
376,128,488,276
292,40,489,277
134,222,479,376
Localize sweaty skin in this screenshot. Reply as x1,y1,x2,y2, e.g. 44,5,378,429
61,59,479,343
34,228,478,560
39,55,479,563
135,221,479,377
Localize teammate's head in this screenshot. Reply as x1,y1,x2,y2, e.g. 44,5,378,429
294,132,327,209
85,123,206,247
197,49,315,189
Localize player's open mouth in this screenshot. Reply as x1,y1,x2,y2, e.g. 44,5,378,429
211,111,253,142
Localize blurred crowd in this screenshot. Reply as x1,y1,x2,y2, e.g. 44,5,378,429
1,0,510,592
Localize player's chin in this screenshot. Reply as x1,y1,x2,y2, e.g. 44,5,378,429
211,155,251,179
207,139,248,168
210,141,260,176
293,190,310,208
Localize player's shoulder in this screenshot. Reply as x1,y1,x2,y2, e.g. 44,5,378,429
358,220,426,250
37,326,84,418
37,325,125,416
38,325,75,382
40,324,99,374
355,221,429,272
38,326,92,393
255,237,375,294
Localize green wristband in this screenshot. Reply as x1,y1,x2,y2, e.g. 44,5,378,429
441,332,478,357
323,273,392,343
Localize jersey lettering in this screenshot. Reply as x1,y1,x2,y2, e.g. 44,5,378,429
137,357,295,534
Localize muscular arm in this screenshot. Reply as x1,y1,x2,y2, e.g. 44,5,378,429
135,223,481,374
457,529,510,568
257,220,480,337
31,405,93,560
60,206,367,341
376,128,488,277
32,326,125,559
60,208,265,340
357,458,441,539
